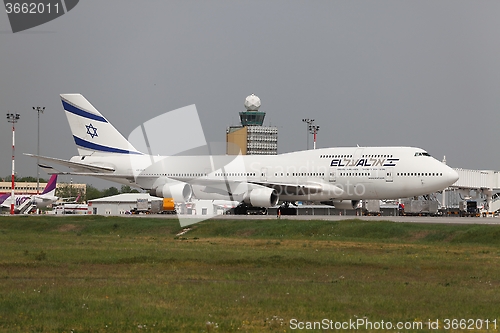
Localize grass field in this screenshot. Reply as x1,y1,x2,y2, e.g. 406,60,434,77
0,215,499,332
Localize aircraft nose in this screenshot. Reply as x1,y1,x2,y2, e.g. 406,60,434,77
444,167,459,185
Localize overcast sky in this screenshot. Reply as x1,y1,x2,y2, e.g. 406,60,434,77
1,1,499,188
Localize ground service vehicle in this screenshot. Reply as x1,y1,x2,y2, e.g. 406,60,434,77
459,200,479,217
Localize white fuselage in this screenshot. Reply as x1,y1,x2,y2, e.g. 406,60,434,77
69,146,458,202
0,194,57,209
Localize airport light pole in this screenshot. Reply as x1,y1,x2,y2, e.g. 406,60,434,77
6,113,20,215
302,118,314,150
33,106,45,194
309,125,320,149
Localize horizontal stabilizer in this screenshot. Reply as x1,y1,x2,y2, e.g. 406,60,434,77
38,163,62,175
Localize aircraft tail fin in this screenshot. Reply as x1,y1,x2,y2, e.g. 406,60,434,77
0,193,9,205
60,94,142,156
40,174,57,196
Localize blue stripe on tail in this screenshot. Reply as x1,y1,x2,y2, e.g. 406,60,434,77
73,136,142,155
62,100,107,122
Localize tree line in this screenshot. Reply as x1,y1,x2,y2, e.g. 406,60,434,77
56,184,140,202
1,176,140,203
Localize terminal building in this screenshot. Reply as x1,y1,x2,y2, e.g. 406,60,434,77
0,180,86,196
226,94,278,155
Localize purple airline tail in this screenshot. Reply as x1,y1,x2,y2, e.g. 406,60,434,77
0,193,9,205
41,175,58,195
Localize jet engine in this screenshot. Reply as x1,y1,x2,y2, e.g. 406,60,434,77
243,187,279,207
150,182,192,203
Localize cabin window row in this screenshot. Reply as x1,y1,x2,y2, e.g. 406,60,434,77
214,173,257,177
397,172,443,176
290,173,325,177
362,155,393,158
269,173,328,177
143,173,208,177
136,171,444,178
320,154,353,158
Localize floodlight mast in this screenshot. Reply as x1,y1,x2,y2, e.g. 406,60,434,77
309,125,320,150
33,106,45,194
6,113,20,215
302,118,314,150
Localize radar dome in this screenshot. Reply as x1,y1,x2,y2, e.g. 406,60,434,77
244,94,261,111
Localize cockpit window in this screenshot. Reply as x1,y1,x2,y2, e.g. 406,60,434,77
414,152,431,157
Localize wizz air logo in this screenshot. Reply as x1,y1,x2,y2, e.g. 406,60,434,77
4,0,79,33
15,196,30,206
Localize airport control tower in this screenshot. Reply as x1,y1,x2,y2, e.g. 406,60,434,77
226,94,278,155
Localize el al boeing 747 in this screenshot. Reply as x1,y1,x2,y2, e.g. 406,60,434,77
27,94,458,210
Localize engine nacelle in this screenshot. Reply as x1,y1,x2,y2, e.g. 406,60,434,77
244,187,279,207
150,183,192,203
321,200,360,210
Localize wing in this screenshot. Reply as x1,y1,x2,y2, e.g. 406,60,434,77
177,177,344,198
25,154,115,173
